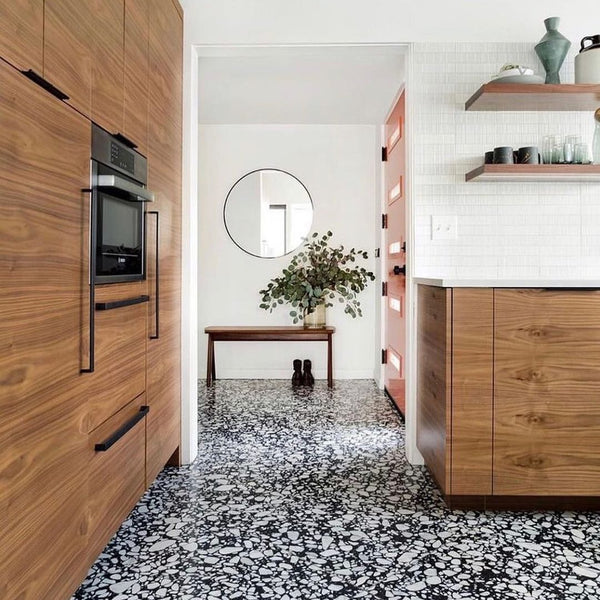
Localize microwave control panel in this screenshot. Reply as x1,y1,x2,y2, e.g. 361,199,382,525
110,141,134,175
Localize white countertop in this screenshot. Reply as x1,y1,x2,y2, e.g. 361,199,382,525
413,277,600,288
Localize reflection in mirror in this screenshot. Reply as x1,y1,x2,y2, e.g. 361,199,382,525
224,169,314,258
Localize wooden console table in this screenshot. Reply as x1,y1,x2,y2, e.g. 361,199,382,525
205,326,336,387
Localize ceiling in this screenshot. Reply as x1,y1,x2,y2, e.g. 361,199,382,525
197,46,406,125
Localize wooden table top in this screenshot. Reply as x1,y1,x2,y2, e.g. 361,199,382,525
205,326,335,334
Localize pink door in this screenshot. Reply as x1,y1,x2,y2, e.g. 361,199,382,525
383,91,406,416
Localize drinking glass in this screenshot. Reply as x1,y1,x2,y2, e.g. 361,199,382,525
563,135,580,164
574,143,591,164
552,143,565,164
541,135,556,164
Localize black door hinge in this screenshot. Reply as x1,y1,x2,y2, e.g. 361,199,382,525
382,213,388,229
382,281,388,297
375,247,380,258
381,349,388,365
381,146,388,162
401,241,406,253
21,69,69,101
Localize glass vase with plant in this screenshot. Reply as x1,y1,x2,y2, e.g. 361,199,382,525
259,231,375,328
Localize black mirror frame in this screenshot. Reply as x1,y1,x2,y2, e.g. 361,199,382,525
223,168,314,259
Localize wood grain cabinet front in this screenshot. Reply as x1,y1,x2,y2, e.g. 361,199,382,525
86,395,147,566
86,282,148,433
123,0,150,154
0,60,91,600
44,0,93,117
91,0,125,136
145,0,183,486
494,289,600,496
0,0,43,72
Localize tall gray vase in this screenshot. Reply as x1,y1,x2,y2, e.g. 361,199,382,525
535,16,571,84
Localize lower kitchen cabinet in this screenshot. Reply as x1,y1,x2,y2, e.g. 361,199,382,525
417,284,600,509
86,395,147,565
86,282,148,432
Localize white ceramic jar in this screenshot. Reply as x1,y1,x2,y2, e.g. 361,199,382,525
575,35,600,83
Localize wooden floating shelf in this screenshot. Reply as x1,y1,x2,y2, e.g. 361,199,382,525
466,164,600,182
465,83,600,111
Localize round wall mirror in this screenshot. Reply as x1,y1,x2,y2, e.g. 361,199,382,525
223,169,314,258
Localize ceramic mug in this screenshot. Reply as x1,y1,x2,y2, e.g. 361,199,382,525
517,146,540,164
493,146,514,164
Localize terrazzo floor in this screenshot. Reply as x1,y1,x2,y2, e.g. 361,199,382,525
73,379,600,600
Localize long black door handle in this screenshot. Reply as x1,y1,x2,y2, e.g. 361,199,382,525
81,190,96,373
95,295,150,311
146,211,160,339
94,406,149,452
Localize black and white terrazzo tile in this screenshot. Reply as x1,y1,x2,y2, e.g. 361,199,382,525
73,380,600,600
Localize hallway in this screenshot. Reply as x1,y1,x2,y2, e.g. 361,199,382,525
74,381,600,599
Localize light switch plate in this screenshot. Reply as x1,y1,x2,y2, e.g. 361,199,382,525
431,215,457,240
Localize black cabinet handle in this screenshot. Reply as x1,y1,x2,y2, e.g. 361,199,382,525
146,211,160,339
393,265,406,276
113,132,138,150
94,406,149,452
22,69,69,101
81,190,96,374
95,295,150,311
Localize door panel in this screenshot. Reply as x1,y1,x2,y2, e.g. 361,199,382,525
384,91,407,415
123,0,150,155
44,0,92,117
86,282,147,432
0,0,43,72
91,0,125,135
0,61,90,600
146,0,182,484
494,289,600,495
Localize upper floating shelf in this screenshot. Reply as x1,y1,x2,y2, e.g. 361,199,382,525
465,83,600,111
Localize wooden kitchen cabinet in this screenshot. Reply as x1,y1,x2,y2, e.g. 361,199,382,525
494,289,600,496
417,286,493,497
0,59,91,600
91,0,125,135
0,0,43,72
85,282,148,432
146,0,183,485
123,0,150,154
86,394,147,566
418,284,600,509
44,0,93,117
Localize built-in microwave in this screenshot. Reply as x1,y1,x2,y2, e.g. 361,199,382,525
91,125,154,284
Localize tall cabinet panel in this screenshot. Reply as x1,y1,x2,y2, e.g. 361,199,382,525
146,0,183,484
0,61,90,600
123,0,150,155
0,0,43,72
44,0,93,117
91,0,125,135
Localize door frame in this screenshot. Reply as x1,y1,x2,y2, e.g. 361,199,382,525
181,42,421,465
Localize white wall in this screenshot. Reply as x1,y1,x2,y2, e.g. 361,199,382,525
181,1,596,45
198,124,379,379
412,43,598,279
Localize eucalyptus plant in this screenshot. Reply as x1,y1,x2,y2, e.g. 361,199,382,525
259,231,375,324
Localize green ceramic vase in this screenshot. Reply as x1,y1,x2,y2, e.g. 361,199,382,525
535,17,571,84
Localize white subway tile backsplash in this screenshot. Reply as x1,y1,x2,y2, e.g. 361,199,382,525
412,42,599,279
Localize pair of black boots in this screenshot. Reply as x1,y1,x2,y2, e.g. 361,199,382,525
292,359,314,386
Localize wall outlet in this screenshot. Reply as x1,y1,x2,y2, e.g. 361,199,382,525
431,215,457,240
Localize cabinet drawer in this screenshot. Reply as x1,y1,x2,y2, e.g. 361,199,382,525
87,282,148,432
87,395,147,564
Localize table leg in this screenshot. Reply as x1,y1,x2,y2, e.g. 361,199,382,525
327,334,333,388
211,342,216,381
206,335,214,386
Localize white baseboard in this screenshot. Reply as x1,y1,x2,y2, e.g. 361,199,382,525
207,369,375,380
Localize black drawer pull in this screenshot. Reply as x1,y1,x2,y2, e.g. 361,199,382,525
22,69,69,101
95,295,150,311
94,406,149,452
